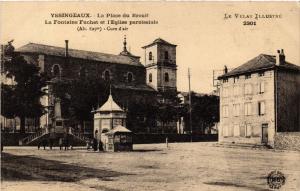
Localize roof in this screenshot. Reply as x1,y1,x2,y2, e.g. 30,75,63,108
142,38,177,49
16,43,143,67
218,54,300,79
107,125,132,134
97,93,124,112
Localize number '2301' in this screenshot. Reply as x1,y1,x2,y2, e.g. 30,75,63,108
243,21,256,25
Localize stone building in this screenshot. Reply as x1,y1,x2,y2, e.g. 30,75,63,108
218,50,300,149
1,37,179,135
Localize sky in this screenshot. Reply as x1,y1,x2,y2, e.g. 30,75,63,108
1,2,299,93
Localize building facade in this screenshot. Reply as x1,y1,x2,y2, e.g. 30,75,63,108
1,37,179,134
218,50,300,147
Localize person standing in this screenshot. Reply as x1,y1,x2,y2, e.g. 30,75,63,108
42,138,47,150
59,137,63,150
93,138,98,151
98,140,103,151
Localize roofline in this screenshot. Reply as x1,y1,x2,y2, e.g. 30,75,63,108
142,42,177,49
16,49,145,67
218,63,300,79
16,42,143,66
217,66,275,79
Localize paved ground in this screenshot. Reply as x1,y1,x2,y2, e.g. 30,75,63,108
1,142,300,191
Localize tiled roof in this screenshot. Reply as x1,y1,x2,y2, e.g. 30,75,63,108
142,38,176,48
16,43,143,67
218,54,300,79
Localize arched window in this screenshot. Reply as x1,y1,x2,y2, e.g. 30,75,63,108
52,64,61,77
164,72,169,82
164,51,169,60
127,72,133,83
149,52,153,61
149,73,152,82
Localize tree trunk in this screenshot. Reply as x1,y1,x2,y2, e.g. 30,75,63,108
20,117,25,134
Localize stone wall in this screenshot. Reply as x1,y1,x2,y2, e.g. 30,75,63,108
274,132,300,151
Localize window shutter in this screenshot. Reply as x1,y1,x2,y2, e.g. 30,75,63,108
261,82,265,93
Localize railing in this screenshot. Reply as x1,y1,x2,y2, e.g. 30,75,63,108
20,128,48,145
70,131,90,142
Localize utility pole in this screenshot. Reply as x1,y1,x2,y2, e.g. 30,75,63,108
188,68,192,142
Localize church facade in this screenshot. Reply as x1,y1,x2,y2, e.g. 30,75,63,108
2,37,179,134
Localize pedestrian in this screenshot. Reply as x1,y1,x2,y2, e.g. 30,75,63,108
42,139,47,150
59,137,63,150
49,138,53,150
38,141,41,150
93,138,98,151
69,137,73,150
64,136,69,150
98,140,103,151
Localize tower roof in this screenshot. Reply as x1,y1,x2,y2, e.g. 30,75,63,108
97,93,124,112
142,38,177,49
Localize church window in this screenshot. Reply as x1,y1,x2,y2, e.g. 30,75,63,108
52,64,61,77
164,51,169,60
149,73,152,82
164,72,169,82
104,70,110,81
127,72,133,83
149,52,152,61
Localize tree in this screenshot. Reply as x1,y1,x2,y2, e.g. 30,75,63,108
156,91,182,133
1,42,48,134
51,78,108,131
183,93,219,134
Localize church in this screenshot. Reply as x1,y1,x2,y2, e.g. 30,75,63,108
2,37,179,136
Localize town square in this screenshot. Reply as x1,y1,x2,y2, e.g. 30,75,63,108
2,143,300,191
1,2,300,191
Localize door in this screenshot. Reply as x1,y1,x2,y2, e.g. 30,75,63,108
262,124,268,144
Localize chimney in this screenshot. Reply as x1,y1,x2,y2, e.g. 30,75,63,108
276,49,285,65
65,40,69,57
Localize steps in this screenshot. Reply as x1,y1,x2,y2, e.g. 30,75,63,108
19,128,91,146
19,128,49,146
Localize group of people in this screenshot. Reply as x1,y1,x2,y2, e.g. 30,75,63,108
38,136,72,150
87,138,103,152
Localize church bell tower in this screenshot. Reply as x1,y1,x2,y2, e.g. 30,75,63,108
142,38,177,93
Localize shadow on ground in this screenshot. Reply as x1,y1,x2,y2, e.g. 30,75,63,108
204,181,270,191
1,152,132,182
131,149,163,152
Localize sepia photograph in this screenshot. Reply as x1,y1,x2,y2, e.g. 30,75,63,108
0,2,299,191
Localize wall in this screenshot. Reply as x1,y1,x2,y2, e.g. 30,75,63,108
157,44,176,64
219,70,276,146
276,69,300,132
144,44,158,66
275,132,300,151
23,53,147,86
146,65,158,90
157,66,177,90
